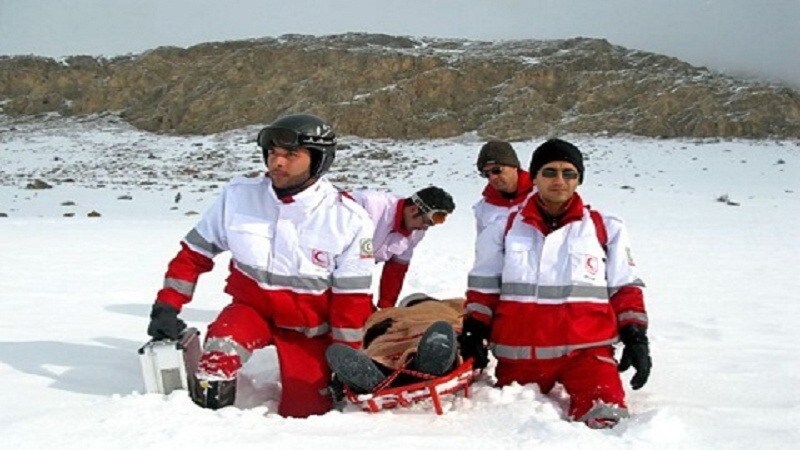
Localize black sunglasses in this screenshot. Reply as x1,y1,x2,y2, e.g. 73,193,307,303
540,168,579,180
480,166,505,178
258,127,335,149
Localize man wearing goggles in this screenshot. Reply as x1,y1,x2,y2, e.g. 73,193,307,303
463,139,651,429
351,186,455,309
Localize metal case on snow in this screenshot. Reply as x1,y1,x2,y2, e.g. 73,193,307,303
138,328,201,395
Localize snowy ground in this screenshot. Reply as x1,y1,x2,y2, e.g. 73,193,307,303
1,115,799,449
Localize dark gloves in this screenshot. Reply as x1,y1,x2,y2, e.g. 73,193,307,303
147,303,186,340
618,324,652,390
458,317,491,370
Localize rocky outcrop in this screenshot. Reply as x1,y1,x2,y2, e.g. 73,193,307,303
2,33,799,139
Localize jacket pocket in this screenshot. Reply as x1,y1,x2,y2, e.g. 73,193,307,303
503,236,535,282
228,214,274,268
568,241,606,286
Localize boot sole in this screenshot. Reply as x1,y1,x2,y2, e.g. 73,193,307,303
415,321,457,376
326,343,386,394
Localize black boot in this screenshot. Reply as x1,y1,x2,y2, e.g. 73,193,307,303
414,321,457,376
325,343,386,394
190,375,237,410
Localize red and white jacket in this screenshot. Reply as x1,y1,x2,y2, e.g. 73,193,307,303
466,192,647,362
156,175,376,348
350,190,426,309
472,169,534,235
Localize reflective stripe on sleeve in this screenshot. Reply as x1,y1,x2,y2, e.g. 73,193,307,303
184,229,224,256
468,275,501,292
617,312,648,325
466,303,494,318
163,277,195,297
203,337,253,364
332,327,363,343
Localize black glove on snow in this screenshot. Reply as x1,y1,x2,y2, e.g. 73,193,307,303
147,303,186,340
618,324,652,390
458,317,491,370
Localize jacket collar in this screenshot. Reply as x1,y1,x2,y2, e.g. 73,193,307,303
481,169,534,207
268,175,332,210
392,199,412,237
519,192,585,235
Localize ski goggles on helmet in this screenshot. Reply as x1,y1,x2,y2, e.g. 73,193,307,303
258,127,336,150
411,194,450,225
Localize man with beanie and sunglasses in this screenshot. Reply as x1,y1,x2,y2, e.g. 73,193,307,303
146,114,376,418
461,138,651,429
351,186,456,309
473,141,534,235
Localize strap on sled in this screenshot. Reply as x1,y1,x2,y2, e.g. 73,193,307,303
344,358,475,415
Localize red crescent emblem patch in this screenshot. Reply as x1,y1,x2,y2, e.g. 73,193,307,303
312,249,330,268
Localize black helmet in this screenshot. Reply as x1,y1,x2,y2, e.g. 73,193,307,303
413,186,455,213
257,114,337,178
410,186,455,225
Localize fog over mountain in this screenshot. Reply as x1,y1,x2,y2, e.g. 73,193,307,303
1,0,798,88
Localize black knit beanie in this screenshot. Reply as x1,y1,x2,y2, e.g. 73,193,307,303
529,139,585,183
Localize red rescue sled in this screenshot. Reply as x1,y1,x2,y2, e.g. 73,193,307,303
344,358,475,415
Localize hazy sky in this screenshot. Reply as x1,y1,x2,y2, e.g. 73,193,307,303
1,0,798,87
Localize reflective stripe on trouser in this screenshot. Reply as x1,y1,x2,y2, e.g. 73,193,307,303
492,337,618,360
202,301,334,417
281,323,330,338
578,402,629,424
494,346,626,422
203,337,252,364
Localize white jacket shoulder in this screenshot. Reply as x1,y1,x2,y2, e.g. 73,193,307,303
227,175,266,187
338,191,374,223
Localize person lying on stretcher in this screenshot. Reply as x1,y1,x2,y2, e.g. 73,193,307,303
326,294,464,396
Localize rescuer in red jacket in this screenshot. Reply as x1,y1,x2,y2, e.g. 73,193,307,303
146,114,376,418
461,139,652,428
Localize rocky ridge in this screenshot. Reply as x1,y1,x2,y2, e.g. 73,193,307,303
1,33,799,139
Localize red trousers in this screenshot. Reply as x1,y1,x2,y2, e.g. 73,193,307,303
203,301,333,418
494,346,626,421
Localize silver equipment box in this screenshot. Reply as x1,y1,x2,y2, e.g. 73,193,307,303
138,328,201,395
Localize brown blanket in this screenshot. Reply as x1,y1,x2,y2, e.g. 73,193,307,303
363,298,465,370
